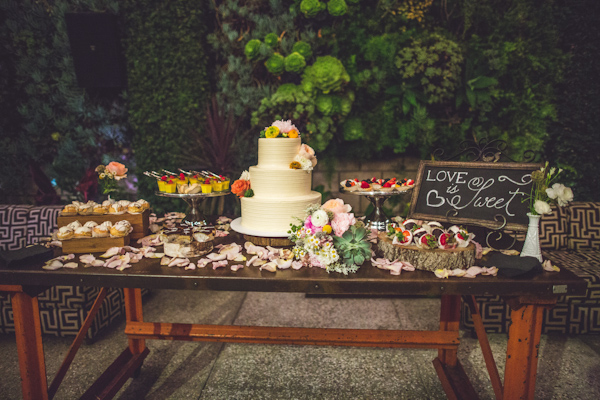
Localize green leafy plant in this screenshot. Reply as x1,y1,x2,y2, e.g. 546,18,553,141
265,53,285,75
333,224,371,266
302,56,350,94
264,33,279,48
245,39,262,59
284,52,307,73
292,41,313,59
328,0,348,16
300,0,326,17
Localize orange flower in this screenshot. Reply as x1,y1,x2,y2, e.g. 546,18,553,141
290,161,302,169
231,179,251,197
105,161,128,180
287,129,299,138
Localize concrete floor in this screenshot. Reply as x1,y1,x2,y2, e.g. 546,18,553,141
1,290,600,399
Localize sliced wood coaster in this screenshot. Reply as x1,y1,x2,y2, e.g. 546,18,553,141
243,234,294,247
62,235,130,254
377,232,475,271
57,209,150,240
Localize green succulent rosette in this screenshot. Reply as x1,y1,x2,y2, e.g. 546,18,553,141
265,53,285,75
300,0,326,18
244,39,262,60
292,41,313,59
333,224,371,266
302,55,350,94
264,33,279,48
284,52,307,73
328,0,348,16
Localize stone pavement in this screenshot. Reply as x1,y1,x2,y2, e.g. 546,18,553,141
1,290,599,399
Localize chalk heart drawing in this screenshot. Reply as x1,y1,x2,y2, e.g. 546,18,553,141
426,190,445,207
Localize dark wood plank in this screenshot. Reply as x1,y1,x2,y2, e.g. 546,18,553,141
434,358,480,400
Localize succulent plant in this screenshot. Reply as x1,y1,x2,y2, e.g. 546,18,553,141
265,53,285,75
328,0,348,16
300,0,326,17
264,33,279,48
302,55,350,94
284,52,307,73
244,39,262,60
292,41,313,59
333,224,371,266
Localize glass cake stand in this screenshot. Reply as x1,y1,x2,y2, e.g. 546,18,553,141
156,191,230,225
339,186,414,231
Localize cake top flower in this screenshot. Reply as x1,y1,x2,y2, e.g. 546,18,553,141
260,119,300,138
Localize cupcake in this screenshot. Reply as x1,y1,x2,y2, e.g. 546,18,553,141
83,221,98,229
74,226,92,239
92,224,110,238
57,226,74,240
61,203,78,216
108,202,126,214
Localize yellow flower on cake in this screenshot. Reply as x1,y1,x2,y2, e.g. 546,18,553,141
265,126,280,138
290,161,302,169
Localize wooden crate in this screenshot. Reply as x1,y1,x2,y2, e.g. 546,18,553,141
62,235,130,254
57,209,150,241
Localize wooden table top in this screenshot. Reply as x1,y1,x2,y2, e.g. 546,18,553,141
0,234,587,297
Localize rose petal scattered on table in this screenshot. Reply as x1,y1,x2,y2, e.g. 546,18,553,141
185,263,196,270
260,261,277,272
212,260,228,269
231,264,244,271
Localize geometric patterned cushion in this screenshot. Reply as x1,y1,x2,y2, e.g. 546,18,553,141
540,206,568,250
26,205,63,244
0,205,33,251
567,202,600,251
37,286,104,310
461,249,600,334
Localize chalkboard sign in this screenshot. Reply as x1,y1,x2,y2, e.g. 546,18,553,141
409,161,542,231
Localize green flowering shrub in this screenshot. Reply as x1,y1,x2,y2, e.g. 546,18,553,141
328,0,348,16
395,33,463,104
245,39,262,60
300,0,326,18
284,52,307,73
264,33,279,48
302,56,350,94
265,53,285,75
292,41,313,59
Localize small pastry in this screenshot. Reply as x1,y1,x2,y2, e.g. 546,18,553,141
100,220,113,228
128,201,144,214
74,226,92,239
57,226,74,240
137,199,150,211
67,220,82,230
78,204,94,215
108,203,126,214
102,199,114,208
83,221,98,229
93,203,107,214
118,200,131,208
92,224,109,238
110,221,131,237
359,181,371,191
61,203,78,215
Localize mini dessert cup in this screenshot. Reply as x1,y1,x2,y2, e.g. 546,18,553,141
222,178,230,190
211,179,224,192
164,181,177,193
157,180,167,192
201,182,213,194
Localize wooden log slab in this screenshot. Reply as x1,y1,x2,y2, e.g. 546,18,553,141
243,235,294,247
377,232,475,271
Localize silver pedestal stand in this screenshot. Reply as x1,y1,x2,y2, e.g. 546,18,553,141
155,191,230,225
339,187,413,231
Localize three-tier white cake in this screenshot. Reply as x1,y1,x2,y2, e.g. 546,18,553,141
240,137,321,234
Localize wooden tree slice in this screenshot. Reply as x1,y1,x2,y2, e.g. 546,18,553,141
377,232,475,271
243,234,294,247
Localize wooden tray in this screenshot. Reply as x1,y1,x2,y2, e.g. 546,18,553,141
62,235,130,254
377,232,475,271
57,209,150,241
243,234,294,247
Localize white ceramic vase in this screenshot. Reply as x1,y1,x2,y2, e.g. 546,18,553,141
520,212,543,262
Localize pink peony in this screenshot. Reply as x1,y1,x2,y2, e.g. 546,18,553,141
271,119,296,133
105,161,128,180
322,198,352,214
298,144,315,159
331,212,356,237
308,253,326,269
304,215,322,233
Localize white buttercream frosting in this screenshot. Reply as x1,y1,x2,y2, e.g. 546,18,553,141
257,138,301,168
249,166,311,198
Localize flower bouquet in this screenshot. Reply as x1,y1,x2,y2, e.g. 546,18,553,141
288,199,371,274
525,162,573,215
96,161,128,196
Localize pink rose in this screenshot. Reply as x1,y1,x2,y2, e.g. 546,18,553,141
298,144,315,159
331,212,356,237
105,162,128,180
322,199,352,214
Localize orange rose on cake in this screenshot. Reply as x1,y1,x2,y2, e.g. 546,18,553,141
231,170,252,198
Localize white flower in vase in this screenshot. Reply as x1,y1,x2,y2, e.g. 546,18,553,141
534,200,552,215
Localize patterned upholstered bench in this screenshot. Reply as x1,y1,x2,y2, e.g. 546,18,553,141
0,204,146,340
462,202,600,335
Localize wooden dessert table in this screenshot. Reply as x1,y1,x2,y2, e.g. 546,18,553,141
0,234,587,400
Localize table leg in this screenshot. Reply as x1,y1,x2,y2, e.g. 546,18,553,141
503,303,545,400
433,295,478,400
11,290,48,400
123,288,146,355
